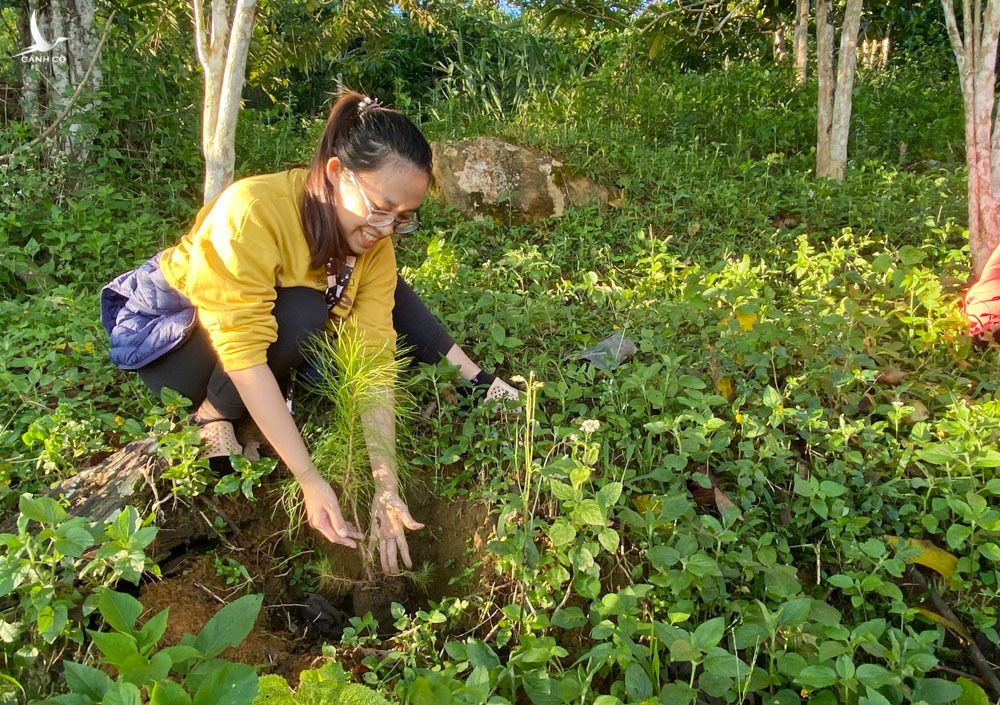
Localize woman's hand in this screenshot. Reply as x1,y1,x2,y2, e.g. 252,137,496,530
298,472,365,548
370,488,425,574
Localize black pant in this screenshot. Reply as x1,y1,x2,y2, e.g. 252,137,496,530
137,276,455,420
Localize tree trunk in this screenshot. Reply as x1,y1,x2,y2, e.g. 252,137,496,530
943,0,1000,276
815,0,834,177
194,0,258,203
773,25,788,62
828,0,863,181
794,0,809,84
18,0,104,160
815,0,863,181
18,3,42,123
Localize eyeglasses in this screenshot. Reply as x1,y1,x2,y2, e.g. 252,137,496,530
345,169,421,234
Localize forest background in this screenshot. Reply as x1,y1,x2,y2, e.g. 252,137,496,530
3,1,1000,705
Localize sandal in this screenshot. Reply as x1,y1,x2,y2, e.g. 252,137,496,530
195,418,243,473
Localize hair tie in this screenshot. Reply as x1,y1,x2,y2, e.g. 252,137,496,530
358,96,383,115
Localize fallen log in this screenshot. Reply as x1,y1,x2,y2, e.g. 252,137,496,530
2,438,220,559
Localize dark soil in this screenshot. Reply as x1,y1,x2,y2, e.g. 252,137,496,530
138,474,492,682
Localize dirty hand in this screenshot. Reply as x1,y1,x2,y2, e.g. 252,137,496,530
298,472,364,548
370,488,424,574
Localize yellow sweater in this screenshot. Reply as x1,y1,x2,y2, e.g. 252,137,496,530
159,168,397,372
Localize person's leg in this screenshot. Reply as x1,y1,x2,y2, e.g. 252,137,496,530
137,324,216,409
202,287,328,421
137,287,327,421
394,275,519,401
393,275,460,368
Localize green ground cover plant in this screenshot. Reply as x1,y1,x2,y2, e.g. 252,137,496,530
3,13,998,702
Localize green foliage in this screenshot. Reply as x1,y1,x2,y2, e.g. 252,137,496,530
215,456,279,501
39,590,263,705
254,661,389,705
0,501,158,695
144,389,213,497
0,3,988,702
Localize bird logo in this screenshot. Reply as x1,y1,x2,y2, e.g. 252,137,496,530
13,12,68,57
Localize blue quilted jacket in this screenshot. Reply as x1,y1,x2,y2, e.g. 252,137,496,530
100,253,198,371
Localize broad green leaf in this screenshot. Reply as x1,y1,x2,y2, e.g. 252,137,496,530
977,542,1000,561
551,607,586,629
571,499,605,527
861,688,893,705
191,663,257,705
54,524,94,558
103,681,142,705
99,591,143,634
593,696,623,705
596,482,622,510
661,496,694,521
819,481,848,498
150,681,193,705
549,480,576,502
193,594,263,658
569,464,590,489
912,678,964,704
777,598,811,628
762,386,782,409
38,604,68,643
691,617,725,651
547,520,576,547
19,495,65,525
138,609,170,652
159,645,203,666
955,677,991,705
796,664,837,689
64,661,112,700
685,553,722,578
647,545,680,572
669,638,699,662
946,524,972,549
597,527,619,553
88,630,140,668
625,663,653,701
856,664,900,689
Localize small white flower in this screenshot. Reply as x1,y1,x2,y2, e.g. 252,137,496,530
579,419,601,434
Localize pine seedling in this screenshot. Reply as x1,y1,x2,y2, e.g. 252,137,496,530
280,320,420,573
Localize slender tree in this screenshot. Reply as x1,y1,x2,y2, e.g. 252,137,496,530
815,0,863,181
192,0,258,202
794,0,809,82
941,0,1000,276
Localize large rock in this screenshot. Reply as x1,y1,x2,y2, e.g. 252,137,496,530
430,137,615,223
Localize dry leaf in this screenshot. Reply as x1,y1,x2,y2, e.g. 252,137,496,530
713,486,745,523
736,312,757,331
887,536,958,579
716,376,735,401
877,368,906,385
915,607,971,641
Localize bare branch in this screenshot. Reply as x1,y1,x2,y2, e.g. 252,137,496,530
192,0,208,71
